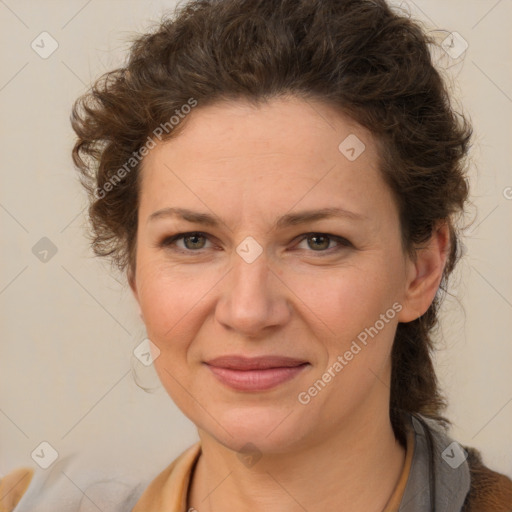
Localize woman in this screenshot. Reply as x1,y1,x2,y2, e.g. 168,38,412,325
2,0,511,510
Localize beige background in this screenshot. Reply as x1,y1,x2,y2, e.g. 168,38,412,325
1,0,511,480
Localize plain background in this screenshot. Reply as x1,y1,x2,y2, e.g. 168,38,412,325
1,0,511,482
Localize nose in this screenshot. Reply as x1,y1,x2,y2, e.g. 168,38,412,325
215,247,292,337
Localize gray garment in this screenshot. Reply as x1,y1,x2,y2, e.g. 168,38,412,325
13,414,470,512
399,414,471,512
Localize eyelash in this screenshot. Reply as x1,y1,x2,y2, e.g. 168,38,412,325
159,231,352,256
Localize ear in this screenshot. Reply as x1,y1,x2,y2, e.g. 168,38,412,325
396,220,451,323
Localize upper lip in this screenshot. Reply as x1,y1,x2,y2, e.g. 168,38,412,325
204,355,308,370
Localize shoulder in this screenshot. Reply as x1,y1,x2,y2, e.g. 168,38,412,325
0,467,34,512
462,446,512,512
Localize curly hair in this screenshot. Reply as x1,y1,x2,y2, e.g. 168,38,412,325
70,0,473,444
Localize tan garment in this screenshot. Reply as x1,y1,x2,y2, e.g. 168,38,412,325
0,468,34,512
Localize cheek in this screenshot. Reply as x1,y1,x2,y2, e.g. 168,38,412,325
297,273,398,427
139,268,202,408
292,264,399,391
136,259,207,329
284,262,395,339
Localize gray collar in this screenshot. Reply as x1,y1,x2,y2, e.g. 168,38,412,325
399,414,471,512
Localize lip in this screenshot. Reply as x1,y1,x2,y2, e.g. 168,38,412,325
205,355,308,370
204,355,309,391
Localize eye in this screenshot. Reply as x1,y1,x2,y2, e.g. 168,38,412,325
160,232,213,252
158,231,352,256
295,233,352,254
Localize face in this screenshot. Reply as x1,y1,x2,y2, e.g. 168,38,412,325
130,96,434,454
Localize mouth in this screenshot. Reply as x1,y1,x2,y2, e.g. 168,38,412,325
204,355,310,391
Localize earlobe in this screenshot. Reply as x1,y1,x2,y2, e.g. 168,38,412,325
397,221,450,323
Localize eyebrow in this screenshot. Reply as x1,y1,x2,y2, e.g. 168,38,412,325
147,206,367,229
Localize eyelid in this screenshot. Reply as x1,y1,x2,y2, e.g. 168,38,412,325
159,231,215,251
159,231,352,254
293,232,352,250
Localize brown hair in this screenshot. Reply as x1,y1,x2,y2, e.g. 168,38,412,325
70,0,473,443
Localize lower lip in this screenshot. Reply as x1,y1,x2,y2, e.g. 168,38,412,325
205,364,309,391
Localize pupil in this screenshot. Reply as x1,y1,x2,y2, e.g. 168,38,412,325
311,235,328,250
186,234,203,249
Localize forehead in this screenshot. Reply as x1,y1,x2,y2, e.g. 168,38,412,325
145,96,377,167
138,96,396,229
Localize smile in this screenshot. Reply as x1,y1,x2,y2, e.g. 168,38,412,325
204,356,310,391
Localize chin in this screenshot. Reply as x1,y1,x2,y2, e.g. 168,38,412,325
198,403,313,455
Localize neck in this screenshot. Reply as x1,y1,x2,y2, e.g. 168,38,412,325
187,390,406,512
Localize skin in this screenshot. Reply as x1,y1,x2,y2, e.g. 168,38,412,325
129,95,450,512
